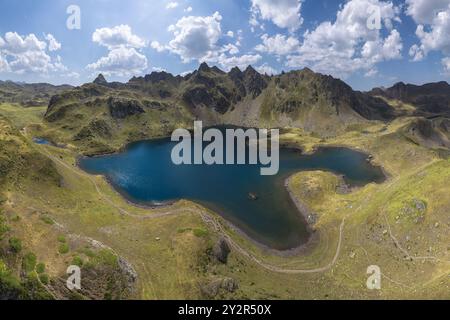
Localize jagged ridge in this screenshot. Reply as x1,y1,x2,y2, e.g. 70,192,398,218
41,63,401,150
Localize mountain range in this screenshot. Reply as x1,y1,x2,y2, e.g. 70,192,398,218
1,63,449,153
0,80,72,107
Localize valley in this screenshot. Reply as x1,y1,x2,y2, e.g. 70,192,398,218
0,65,449,300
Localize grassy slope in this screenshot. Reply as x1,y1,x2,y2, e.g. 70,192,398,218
35,84,195,155
0,105,169,299
0,103,448,299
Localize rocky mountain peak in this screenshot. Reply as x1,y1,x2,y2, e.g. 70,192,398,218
143,71,174,83
229,66,242,76
242,65,267,98
198,62,211,72
243,65,258,76
93,74,108,85
300,67,314,75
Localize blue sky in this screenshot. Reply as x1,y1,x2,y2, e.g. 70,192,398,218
0,0,449,90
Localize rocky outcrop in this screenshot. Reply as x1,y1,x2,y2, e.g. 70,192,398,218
181,63,268,114
212,237,231,264
107,97,145,119
182,87,231,114
118,257,138,294
403,118,450,149
74,119,112,141
228,67,247,98
243,65,268,98
200,277,239,298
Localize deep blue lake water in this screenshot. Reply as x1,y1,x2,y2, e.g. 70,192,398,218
78,136,385,250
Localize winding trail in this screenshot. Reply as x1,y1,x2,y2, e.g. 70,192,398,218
40,146,346,274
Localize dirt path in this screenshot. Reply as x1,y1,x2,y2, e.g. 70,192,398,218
383,214,449,263
40,146,346,274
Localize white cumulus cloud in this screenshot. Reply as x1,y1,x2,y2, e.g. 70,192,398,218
151,41,166,53
256,63,278,75
286,0,402,78
255,33,300,56
250,0,303,31
442,57,450,74
92,25,146,49
0,53,10,73
166,12,223,63
87,47,148,77
89,25,148,77
1,32,46,55
213,54,262,71
45,34,61,51
166,2,179,9
0,32,67,74
406,0,450,24
152,11,254,70
406,0,450,62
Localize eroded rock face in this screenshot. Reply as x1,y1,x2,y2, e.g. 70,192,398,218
369,81,450,116
212,238,231,264
267,68,395,123
107,97,145,119
181,63,268,114
243,65,268,98
182,87,231,114
118,257,138,293
405,118,450,149
200,277,239,298
74,119,112,141
228,67,247,98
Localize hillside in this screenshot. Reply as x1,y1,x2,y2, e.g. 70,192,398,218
369,81,450,117
42,75,193,155
0,116,137,299
234,68,396,136
402,117,450,150
0,81,72,107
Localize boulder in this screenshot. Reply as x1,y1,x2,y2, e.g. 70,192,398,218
212,237,231,264
200,277,239,298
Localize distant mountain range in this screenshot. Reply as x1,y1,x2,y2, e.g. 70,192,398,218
369,81,450,117
1,64,449,153
41,63,400,145
0,80,72,107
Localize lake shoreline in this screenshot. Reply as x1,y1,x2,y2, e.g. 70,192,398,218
79,159,322,257
74,136,388,256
